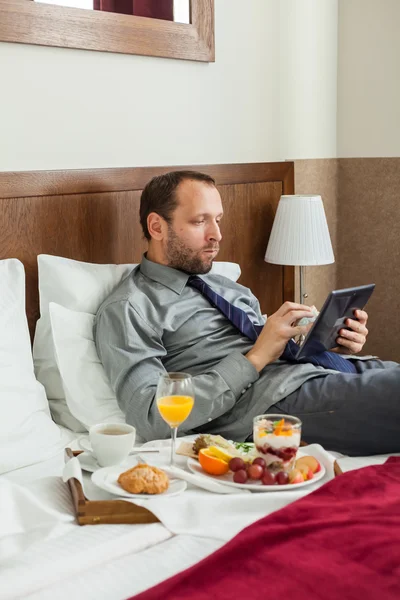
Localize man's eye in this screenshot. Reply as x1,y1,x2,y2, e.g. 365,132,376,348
193,221,205,225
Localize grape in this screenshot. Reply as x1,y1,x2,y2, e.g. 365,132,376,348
261,471,276,486
252,457,266,468
229,457,246,472
276,471,289,485
233,469,248,484
247,464,264,480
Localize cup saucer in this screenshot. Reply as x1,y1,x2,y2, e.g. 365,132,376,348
76,451,101,473
78,437,159,455
77,451,137,473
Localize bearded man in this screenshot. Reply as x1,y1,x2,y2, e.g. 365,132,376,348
94,171,400,454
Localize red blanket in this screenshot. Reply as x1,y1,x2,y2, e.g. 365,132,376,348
132,457,400,600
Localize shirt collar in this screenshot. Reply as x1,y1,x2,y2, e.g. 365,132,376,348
140,254,190,295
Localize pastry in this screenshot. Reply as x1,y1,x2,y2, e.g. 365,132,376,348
117,463,169,495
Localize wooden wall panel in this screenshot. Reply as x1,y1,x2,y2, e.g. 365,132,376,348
218,181,285,314
294,157,400,362
337,158,400,362
0,162,294,338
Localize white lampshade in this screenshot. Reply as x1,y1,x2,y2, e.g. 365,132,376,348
264,195,335,266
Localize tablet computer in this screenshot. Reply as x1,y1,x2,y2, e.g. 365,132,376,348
295,284,375,359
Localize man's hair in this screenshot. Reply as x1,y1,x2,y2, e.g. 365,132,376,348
139,170,216,240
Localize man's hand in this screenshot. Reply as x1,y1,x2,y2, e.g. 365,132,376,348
332,309,369,355
246,302,314,372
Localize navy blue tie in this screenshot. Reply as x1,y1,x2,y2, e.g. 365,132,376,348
188,275,357,374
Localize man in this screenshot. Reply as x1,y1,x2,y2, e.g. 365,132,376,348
94,171,399,455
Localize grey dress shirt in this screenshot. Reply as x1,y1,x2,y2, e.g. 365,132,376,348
94,256,336,441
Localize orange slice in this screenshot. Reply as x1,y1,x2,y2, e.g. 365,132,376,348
274,419,293,436
198,448,230,476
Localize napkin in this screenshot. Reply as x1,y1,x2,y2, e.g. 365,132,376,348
131,444,336,540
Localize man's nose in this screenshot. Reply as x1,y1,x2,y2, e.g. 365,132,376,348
207,222,222,242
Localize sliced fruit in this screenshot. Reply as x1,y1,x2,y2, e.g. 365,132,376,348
273,419,293,436
206,445,235,463
289,469,304,484
295,455,320,474
297,464,310,480
198,448,230,476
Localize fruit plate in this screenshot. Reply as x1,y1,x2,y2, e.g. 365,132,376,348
187,451,326,492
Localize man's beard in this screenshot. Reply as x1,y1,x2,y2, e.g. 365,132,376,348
165,226,219,274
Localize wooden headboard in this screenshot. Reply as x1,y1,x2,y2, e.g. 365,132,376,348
0,162,294,338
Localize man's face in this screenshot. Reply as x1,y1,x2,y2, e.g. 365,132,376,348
164,179,223,274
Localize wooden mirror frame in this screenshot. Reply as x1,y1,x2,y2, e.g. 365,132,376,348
0,0,214,61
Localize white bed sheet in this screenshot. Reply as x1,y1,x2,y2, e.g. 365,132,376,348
1,429,396,600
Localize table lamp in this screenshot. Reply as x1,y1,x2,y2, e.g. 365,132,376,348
264,195,334,304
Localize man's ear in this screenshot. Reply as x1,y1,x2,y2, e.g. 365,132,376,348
147,212,167,241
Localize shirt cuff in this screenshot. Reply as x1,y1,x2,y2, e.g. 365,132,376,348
212,351,259,398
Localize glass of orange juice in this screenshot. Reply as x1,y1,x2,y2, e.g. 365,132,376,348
156,372,195,467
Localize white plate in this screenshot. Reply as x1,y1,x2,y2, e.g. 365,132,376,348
187,452,325,492
91,464,187,499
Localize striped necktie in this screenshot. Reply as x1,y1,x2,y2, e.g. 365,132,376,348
188,275,357,374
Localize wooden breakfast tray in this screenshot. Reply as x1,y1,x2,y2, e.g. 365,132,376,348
65,444,343,526
65,449,160,525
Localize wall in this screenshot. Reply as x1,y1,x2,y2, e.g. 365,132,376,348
337,0,400,157
295,156,400,362
337,158,400,361
0,0,338,171
336,0,400,360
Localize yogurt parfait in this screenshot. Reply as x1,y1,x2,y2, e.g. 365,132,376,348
253,414,302,473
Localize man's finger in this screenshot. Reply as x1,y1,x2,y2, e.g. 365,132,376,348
292,324,313,338
339,329,364,343
337,337,361,354
285,309,316,326
354,309,368,324
343,321,368,336
276,301,314,317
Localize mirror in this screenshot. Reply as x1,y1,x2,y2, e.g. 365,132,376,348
34,0,191,24
0,0,214,62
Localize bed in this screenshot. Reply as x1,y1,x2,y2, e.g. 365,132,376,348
0,162,397,600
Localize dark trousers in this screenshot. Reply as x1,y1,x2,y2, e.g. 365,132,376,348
273,359,400,456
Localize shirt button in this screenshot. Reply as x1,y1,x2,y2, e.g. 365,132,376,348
241,389,246,395
247,383,252,388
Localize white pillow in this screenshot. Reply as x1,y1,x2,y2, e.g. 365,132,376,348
49,302,127,430
34,254,241,431
0,259,66,474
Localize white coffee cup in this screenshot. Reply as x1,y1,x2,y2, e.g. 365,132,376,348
89,423,136,467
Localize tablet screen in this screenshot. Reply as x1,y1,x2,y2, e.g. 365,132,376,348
295,284,375,359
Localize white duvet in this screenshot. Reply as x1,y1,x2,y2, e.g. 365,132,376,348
0,437,396,600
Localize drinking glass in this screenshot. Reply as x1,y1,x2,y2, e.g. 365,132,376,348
155,372,195,466
253,414,302,473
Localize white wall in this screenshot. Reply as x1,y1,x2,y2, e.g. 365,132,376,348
278,0,338,160
0,0,338,171
338,0,400,157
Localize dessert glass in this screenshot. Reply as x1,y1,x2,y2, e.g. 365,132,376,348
253,414,302,473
